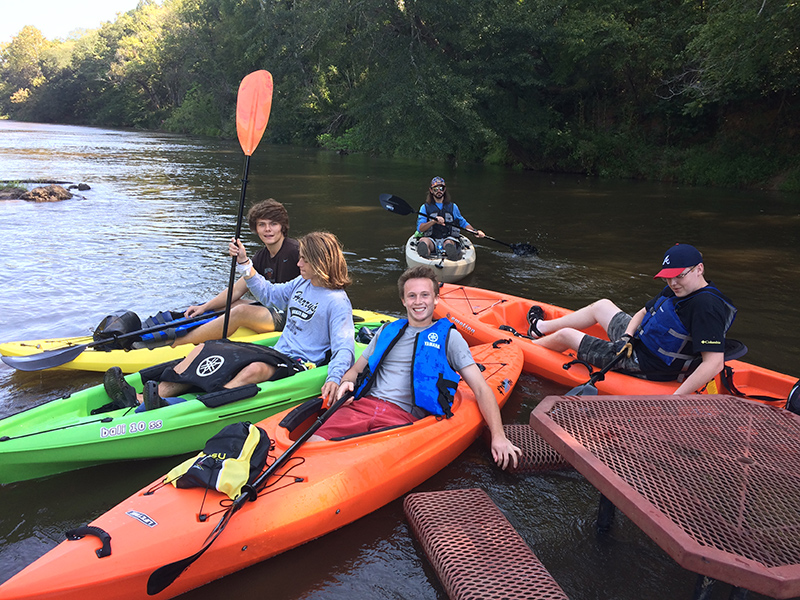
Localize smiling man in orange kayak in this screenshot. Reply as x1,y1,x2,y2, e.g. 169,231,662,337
309,265,521,470
526,244,737,395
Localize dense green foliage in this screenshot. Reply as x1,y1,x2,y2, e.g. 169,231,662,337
2,0,798,190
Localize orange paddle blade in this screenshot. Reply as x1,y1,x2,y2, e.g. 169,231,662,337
236,70,273,156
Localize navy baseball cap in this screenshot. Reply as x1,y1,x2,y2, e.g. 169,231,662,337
654,244,703,278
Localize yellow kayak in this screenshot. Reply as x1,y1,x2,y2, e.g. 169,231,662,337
0,309,394,373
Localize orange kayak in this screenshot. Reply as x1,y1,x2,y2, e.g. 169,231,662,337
0,341,523,600
435,284,798,408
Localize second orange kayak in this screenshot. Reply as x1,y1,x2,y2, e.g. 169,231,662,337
434,283,798,409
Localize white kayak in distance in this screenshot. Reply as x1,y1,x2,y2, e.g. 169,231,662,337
404,234,476,283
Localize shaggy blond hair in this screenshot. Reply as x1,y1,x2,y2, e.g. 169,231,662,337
299,231,351,290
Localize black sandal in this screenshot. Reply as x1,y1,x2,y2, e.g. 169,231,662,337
143,380,168,411
527,305,545,338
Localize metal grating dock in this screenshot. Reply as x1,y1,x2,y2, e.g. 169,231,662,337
530,394,800,599
502,424,571,473
404,488,570,599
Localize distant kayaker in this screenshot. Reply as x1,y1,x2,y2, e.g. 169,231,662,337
526,244,737,395
103,231,354,410
169,198,301,347
309,265,522,471
416,177,484,261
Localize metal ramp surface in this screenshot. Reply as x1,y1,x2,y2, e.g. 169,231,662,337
531,394,800,599
404,488,569,599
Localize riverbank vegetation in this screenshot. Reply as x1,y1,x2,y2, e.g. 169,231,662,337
1,0,798,191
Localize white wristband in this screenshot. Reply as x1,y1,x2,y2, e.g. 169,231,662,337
235,259,253,277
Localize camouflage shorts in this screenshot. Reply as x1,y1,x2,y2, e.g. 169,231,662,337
577,311,641,373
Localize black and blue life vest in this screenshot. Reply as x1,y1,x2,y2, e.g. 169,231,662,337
422,202,459,239
636,285,737,371
354,318,460,417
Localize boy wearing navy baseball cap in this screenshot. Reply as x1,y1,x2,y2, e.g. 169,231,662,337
526,243,736,395
654,243,704,279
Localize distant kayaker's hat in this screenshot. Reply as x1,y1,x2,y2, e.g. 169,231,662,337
654,244,703,278
430,176,446,189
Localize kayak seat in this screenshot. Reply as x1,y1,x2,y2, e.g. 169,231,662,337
280,397,324,432
197,383,260,408
475,299,524,328
139,358,182,385
723,338,748,361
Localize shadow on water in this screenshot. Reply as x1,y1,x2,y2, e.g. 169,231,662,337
1,120,799,599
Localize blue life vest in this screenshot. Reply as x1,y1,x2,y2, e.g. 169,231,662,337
422,202,460,239
354,318,460,417
637,286,737,370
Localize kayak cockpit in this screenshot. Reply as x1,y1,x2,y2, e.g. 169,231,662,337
277,395,460,444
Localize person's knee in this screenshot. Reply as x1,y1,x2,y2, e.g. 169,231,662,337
229,362,275,386
592,299,617,311
175,343,205,372
551,328,584,350
548,329,571,344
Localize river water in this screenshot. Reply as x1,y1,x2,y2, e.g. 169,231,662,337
1,120,799,599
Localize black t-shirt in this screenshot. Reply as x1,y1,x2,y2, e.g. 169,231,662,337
635,284,735,376
251,237,300,283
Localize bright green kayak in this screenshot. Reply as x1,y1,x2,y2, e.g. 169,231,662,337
0,327,383,484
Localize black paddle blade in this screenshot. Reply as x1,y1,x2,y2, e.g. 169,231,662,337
1,344,88,371
379,193,413,216
147,543,210,596
146,392,353,594
510,243,537,256
566,383,599,396
147,501,240,596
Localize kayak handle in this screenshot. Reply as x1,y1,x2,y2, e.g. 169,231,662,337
66,525,112,558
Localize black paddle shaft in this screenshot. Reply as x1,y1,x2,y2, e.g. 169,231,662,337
0,305,256,372
379,194,537,256
566,348,627,396
146,390,355,595
222,155,253,339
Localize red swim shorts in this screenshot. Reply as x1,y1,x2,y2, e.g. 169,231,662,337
314,396,418,440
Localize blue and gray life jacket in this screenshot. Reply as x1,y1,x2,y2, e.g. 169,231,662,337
636,286,737,371
422,202,460,239
354,318,460,417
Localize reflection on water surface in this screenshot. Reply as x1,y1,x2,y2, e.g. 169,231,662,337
1,120,798,600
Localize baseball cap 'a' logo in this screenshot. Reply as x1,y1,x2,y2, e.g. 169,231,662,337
662,256,671,265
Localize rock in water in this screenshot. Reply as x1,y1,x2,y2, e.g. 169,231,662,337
21,185,73,202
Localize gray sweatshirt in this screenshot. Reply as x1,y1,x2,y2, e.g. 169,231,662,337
245,274,355,384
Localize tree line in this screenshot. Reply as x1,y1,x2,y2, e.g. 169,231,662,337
1,0,798,191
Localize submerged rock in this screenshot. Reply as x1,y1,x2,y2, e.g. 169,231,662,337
20,185,73,202
0,189,24,200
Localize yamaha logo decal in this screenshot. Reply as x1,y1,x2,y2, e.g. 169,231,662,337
196,355,224,377
427,332,439,343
